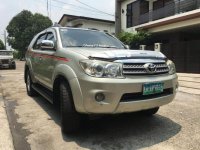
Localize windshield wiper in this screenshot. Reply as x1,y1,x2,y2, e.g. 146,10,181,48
66,46,85,47
96,46,118,49
66,45,118,49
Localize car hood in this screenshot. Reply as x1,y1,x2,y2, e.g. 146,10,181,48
69,48,166,60
0,56,13,60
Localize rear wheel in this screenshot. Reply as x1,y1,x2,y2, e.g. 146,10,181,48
26,71,37,96
141,107,159,116
60,81,81,134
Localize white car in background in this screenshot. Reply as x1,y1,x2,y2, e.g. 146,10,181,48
0,50,16,69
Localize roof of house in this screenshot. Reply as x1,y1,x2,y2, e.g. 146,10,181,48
58,14,115,25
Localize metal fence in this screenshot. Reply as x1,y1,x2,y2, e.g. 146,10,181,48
139,0,199,25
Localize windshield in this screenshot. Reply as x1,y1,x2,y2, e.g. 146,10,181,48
59,28,125,49
0,51,12,56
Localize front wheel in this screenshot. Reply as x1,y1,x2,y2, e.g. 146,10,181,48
60,81,81,134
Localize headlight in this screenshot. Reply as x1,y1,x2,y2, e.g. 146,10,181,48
80,60,124,78
167,60,176,75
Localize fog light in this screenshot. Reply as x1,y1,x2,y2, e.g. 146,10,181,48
95,93,105,102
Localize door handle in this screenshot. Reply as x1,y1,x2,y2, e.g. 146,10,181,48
39,57,42,60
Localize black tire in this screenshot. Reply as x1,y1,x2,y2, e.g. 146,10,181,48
142,107,159,116
26,71,37,96
12,63,16,69
60,81,81,134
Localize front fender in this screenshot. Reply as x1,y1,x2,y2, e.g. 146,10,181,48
52,64,77,82
25,58,37,83
52,64,85,113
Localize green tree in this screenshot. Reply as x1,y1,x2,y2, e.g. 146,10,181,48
0,39,5,50
6,10,52,58
118,31,151,49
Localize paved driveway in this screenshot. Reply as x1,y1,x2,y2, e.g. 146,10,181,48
0,61,200,150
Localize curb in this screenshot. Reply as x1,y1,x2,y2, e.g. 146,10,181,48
0,93,15,150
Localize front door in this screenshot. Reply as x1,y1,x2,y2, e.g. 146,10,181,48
31,33,47,81
38,31,57,89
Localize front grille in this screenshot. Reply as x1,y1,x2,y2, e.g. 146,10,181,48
1,59,9,64
123,62,169,75
120,88,173,102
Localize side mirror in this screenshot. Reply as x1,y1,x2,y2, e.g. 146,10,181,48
41,40,55,50
125,45,130,49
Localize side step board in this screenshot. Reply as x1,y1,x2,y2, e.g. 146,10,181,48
32,84,53,104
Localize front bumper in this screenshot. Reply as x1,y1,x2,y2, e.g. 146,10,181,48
75,74,178,114
0,60,15,69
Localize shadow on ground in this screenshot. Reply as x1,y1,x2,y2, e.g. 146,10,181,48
33,96,181,150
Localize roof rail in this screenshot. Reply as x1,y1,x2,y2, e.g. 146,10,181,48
52,22,62,27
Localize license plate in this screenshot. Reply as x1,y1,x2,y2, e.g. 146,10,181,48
143,82,164,95
2,64,9,68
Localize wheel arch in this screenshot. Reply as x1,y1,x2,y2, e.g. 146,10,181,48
52,65,84,113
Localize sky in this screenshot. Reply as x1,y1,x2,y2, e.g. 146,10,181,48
0,0,115,45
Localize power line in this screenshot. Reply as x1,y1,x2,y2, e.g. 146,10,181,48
50,4,113,17
75,0,114,16
52,0,95,12
52,0,114,16
36,0,115,19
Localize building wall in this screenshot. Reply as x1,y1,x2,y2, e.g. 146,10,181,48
147,17,200,33
121,0,137,31
65,19,115,34
82,20,115,34
120,0,200,33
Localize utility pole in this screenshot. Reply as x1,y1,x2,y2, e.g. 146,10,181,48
1,30,7,50
47,0,49,17
4,30,7,50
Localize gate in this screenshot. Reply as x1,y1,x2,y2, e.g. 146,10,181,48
162,40,200,73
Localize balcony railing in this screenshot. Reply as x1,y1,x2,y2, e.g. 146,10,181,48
138,0,199,25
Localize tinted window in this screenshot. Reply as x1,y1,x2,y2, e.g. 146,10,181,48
60,29,125,49
46,32,55,41
33,34,46,49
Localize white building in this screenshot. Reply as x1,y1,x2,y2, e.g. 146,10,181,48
58,14,115,34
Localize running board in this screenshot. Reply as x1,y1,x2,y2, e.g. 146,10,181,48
32,84,53,104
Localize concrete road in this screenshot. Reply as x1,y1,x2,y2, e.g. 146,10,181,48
0,61,200,150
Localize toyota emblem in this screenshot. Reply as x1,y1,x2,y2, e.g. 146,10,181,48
144,63,157,74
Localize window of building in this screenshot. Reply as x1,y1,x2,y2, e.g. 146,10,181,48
153,0,164,10
126,3,133,28
140,0,149,14
153,0,173,10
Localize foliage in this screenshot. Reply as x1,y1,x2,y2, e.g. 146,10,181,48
117,31,151,49
6,10,52,57
13,50,21,59
0,39,5,50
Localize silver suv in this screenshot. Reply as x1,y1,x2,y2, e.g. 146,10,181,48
25,27,178,133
